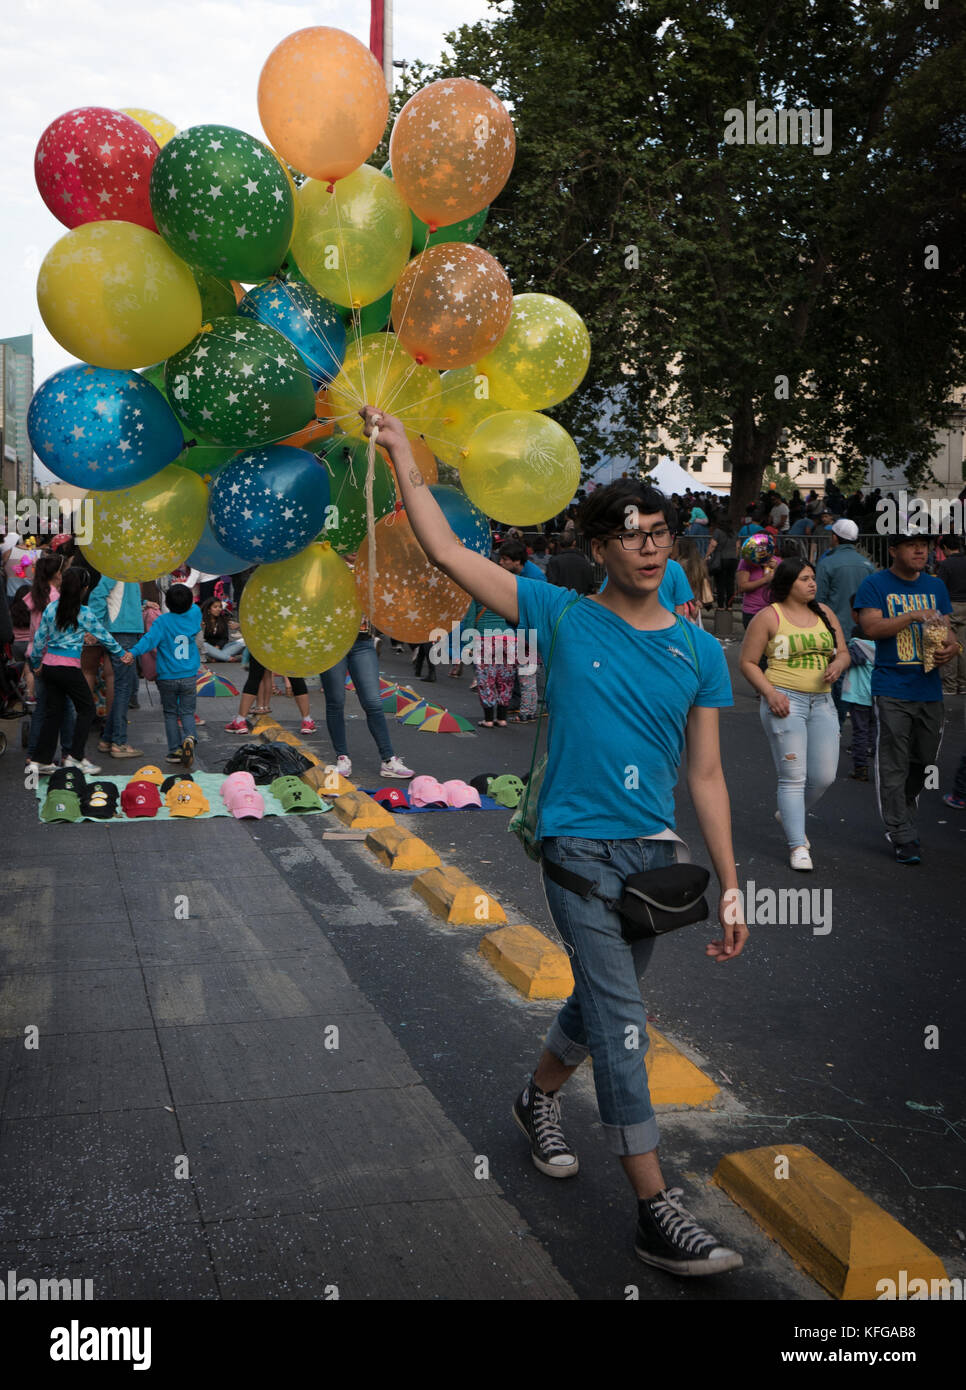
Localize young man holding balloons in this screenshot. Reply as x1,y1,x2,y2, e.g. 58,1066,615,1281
362,406,750,1278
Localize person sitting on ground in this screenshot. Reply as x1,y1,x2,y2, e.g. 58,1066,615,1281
200,597,246,663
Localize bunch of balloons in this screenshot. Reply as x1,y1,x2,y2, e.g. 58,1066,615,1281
27,24,592,674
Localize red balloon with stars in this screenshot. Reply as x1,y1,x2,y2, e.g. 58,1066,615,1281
34,107,160,231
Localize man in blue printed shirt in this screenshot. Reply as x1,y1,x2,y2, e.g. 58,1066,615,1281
361,405,749,1279
856,531,959,863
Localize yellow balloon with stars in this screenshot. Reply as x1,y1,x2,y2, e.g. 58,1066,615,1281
460,411,581,525
327,332,441,442
475,294,591,411
119,108,178,147
239,541,361,678
430,366,506,468
80,464,208,582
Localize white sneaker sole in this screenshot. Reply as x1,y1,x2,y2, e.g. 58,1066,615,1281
635,1245,744,1276
512,1105,579,1178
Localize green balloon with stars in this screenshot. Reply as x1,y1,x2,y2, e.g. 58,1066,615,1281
164,317,316,448
149,124,295,282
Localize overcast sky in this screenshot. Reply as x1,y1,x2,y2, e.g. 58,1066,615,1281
1,0,494,406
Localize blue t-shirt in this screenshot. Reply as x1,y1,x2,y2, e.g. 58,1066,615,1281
129,606,202,681
788,517,813,536
516,577,733,839
521,558,547,582
854,569,951,700
595,558,693,612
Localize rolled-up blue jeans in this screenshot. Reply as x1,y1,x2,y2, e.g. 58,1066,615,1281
102,632,140,746
759,687,840,848
157,675,198,753
541,835,676,1156
320,634,394,762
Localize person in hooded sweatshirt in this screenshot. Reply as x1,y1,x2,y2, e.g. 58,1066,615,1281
126,584,202,768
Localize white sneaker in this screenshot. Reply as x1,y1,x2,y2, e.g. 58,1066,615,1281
335,755,352,777
64,756,101,775
775,809,809,849
380,756,414,780
790,847,813,871
27,761,58,776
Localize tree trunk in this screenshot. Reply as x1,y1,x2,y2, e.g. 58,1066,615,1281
728,399,780,524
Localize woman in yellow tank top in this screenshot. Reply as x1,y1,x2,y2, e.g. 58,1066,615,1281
739,558,850,871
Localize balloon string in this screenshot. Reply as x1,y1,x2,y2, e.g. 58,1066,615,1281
365,423,378,624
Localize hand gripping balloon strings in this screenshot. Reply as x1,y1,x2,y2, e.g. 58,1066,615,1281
364,419,379,624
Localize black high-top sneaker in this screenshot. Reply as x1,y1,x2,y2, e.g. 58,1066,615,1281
635,1187,743,1276
512,1077,579,1178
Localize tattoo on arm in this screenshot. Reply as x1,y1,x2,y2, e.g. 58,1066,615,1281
408,467,425,487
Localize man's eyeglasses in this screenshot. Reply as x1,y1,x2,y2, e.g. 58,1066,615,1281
607,527,676,551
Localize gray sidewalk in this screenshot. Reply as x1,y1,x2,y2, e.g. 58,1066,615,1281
0,746,574,1300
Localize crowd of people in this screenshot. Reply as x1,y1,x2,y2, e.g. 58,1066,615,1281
2,451,964,1278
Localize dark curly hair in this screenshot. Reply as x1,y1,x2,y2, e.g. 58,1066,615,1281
577,481,677,540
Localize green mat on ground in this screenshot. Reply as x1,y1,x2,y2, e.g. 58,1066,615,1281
33,770,332,823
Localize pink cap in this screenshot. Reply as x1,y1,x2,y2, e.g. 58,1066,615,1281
227,789,265,819
221,771,256,803
408,774,447,808
441,779,482,809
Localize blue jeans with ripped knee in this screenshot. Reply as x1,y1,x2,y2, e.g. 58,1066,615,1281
759,688,839,848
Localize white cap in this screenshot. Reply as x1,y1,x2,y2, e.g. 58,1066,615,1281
831,519,858,542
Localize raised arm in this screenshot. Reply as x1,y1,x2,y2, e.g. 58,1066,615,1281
360,407,519,626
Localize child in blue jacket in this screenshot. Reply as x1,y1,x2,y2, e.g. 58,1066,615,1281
127,585,202,768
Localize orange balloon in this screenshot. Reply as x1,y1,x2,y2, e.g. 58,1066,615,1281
258,27,389,184
230,281,245,305
278,416,337,450
391,244,513,369
355,509,470,642
389,78,515,227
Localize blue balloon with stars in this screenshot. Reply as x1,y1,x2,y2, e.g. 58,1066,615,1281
208,445,331,566
429,484,492,555
187,520,252,576
237,279,346,389
27,364,183,490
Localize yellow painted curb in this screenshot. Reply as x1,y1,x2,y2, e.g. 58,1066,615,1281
411,866,507,926
365,826,441,871
252,715,282,736
332,790,396,830
713,1144,948,1300
479,925,573,999
645,1026,720,1108
302,765,355,797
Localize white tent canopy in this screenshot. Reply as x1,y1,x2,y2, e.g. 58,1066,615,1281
593,455,729,496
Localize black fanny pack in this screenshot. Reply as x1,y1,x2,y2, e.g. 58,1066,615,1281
542,857,710,941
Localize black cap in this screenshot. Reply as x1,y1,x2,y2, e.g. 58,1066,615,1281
161,773,195,794
48,767,87,793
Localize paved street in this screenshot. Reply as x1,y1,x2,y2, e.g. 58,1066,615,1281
1,639,964,1301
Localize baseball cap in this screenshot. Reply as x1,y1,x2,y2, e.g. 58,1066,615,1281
469,773,497,797
441,779,482,809
131,765,165,787
408,774,447,808
81,781,120,820
48,767,87,795
270,775,322,812
40,789,83,823
831,519,858,542
121,780,162,818
221,771,256,802
161,773,195,795
165,781,210,818
488,774,525,809
226,788,265,820
372,786,411,811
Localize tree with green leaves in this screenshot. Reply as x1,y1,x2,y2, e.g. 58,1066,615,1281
408,0,965,517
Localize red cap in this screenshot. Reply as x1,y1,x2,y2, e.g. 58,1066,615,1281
121,780,162,818
372,787,410,811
